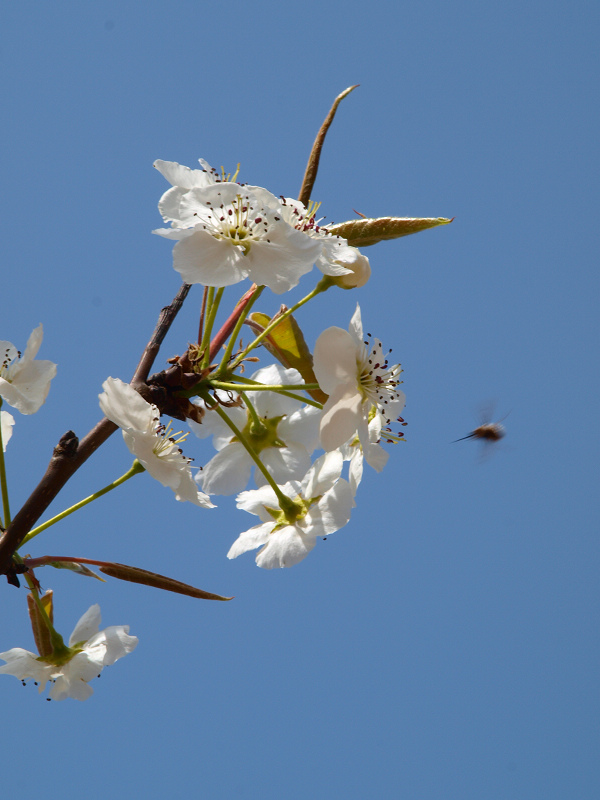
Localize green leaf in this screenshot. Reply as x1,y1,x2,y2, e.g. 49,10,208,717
326,216,453,247
247,311,328,404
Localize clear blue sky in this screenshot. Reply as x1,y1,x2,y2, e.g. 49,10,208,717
1,2,598,798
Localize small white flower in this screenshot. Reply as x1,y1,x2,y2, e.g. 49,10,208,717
0,604,138,701
99,377,214,508
190,365,321,495
153,165,323,294
1,410,15,451
228,451,353,569
313,304,405,452
0,325,57,414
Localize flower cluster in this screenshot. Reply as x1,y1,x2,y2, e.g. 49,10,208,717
0,604,137,701
1,88,450,699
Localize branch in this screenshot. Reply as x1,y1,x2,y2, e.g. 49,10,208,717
131,282,191,384
0,283,192,575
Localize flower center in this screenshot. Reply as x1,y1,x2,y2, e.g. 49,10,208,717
281,198,325,234
358,337,403,410
241,413,286,454
200,193,273,255
153,420,191,462
0,346,19,380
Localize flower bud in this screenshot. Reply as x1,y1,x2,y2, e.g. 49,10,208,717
332,250,371,289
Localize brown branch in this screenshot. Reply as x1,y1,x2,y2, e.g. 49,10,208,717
131,282,191,385
0,283,192,575
297,85,359,207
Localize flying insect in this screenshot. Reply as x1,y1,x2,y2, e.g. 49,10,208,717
453,422,505,443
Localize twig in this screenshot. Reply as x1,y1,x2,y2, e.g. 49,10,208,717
0,283,192,575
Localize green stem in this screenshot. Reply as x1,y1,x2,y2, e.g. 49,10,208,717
217,285,265,372
200,392,294,512
211,380,323,409
239,391,267,437
0,398,11,528
212,381,320,392
229,277,332,371
21,460,146,546
201,287,224,368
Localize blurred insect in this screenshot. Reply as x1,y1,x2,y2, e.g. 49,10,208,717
453,422,505,443
453,406,509,448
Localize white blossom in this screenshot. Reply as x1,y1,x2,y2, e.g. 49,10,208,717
153,167,323,293
0,325,57,414
228,451,353,569
0,604,138,701
99,377,214,508
190,365,321,495
313,304,405,452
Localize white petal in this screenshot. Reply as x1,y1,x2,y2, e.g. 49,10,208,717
199,443,253,495
348,448,364,495
363,442,389,472
257,444,311,487
69,604,101,646
236,483,290,520
311,478,353,535
86,625,138,666
319,384,365,452
189,401,245,448
348,304,364,345
1,411,15,451
173,469,215,507
154,159,216,190
244,228,322,294
0,648,53,691
302,450,344,498
278,405,322,454
49,673,94,702
313,327,359,394
255,526,316,569
173,230,249,287
227,521,274,559
99,378,156,433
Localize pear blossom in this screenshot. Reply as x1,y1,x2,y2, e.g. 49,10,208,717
1,410,15,451
0,325,57,414
153,169,324,293
0,604,138,701
313,304,405,452
228,451,353,569
99,377,214,508
190,364,321,495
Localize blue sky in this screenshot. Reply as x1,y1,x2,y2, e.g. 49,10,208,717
1,2,598,798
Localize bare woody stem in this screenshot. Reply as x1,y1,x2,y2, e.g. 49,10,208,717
0,283,192,575
131,283,191,385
